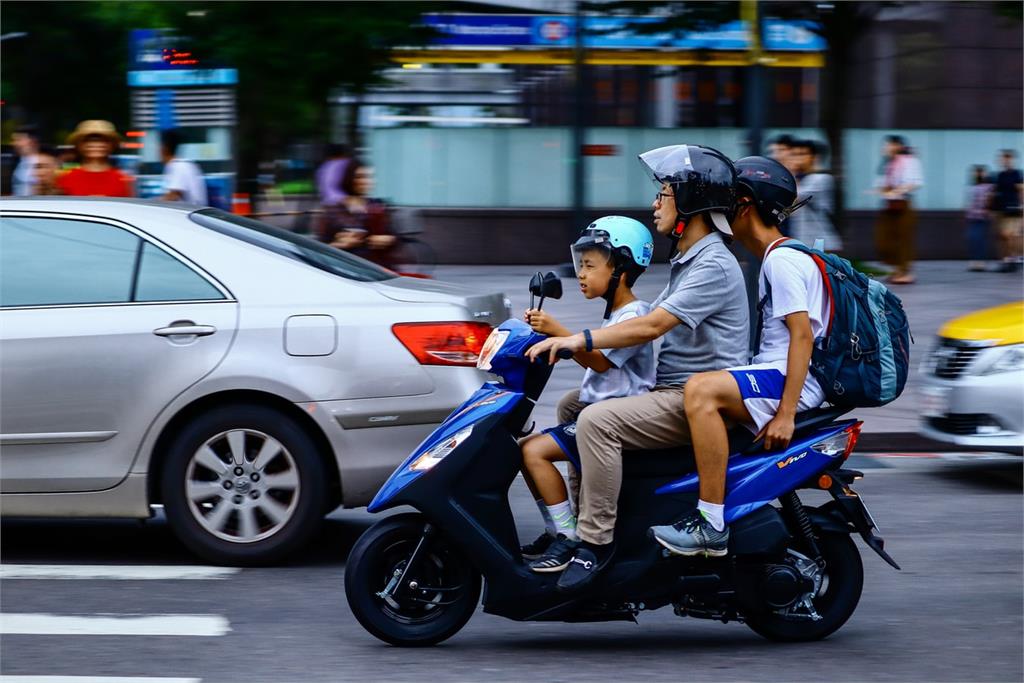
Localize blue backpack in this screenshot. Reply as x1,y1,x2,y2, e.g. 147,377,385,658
758,241,912,408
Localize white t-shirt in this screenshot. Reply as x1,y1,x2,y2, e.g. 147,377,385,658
162,158,208,205
753,239,830,366
579,300,656,404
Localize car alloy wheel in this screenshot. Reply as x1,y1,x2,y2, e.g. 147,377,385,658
184,428,301,544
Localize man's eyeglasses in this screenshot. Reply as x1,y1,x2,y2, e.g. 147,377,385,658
654,192,673,204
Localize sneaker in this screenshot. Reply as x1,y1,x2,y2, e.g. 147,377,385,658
520,532,555,560
649,510,730,558
556,542,614,593
528,534,577,573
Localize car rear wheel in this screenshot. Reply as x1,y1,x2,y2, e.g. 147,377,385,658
161,404,326,565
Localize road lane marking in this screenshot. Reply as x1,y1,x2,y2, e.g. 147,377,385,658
0,678,201,683
0,565,239,581
0,614,230,636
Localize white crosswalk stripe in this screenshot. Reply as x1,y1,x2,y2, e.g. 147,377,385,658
0,614,230,637
0,564,235,681
0,565,238,581
0,677,201,683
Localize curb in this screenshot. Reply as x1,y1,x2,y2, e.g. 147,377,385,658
859,432,977,453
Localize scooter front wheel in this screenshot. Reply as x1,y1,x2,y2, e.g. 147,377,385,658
344,513,481,646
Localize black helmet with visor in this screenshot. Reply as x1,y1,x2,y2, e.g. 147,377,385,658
639,144,737,237
734,156,804,226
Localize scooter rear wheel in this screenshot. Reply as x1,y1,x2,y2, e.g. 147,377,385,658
345,513,481,647
744,532,864,642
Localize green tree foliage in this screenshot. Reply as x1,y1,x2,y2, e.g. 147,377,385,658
3,2,433,177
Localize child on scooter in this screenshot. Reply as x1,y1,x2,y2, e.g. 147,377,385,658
519,216,656,573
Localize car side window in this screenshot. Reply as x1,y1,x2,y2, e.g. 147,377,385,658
1,216,139,307
135,242,224,302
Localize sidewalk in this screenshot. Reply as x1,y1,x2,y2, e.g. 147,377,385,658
432,261,1023,448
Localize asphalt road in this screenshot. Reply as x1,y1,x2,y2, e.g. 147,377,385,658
1,455,1021,683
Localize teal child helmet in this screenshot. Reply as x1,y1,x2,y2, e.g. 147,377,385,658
571,215,655,319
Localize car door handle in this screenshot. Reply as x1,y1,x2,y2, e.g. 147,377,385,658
153,324,217,338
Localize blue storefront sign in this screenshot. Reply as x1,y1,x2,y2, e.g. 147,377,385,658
420,14,824,52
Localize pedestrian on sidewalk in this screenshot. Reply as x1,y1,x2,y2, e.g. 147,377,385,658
319,160,397,268
11,124,41,197
160,129,207,205
991,150,1023,273
874,135,923,285
965,165,993,272
57,120,133,197
30,146,63,196
315,143,350,207
789,139,843,252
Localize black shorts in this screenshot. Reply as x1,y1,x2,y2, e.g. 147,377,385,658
542,421,581,470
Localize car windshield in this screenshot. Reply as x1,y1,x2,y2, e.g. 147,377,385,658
189,208,397,283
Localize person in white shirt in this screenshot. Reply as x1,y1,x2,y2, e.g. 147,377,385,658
650,156,827,558
517,216,656,574
160,129,208,205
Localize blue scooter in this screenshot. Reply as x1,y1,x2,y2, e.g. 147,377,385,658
345,273,900,647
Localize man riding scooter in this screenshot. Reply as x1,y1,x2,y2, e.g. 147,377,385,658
528,144,750,592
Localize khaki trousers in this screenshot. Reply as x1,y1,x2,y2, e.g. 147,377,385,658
574,386,692,545
875,204,917,272
555,389,589,510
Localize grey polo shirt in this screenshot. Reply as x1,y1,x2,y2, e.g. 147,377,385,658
652,231,750,385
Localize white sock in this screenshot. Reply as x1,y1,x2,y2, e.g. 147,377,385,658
546,500,578,540
536,498,557,536
698,500,726,532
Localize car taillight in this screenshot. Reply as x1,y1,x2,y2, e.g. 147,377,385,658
392,322,492,367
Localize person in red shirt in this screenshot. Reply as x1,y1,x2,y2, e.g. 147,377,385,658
57,120,133,197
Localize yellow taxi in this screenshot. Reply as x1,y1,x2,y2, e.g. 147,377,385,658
919,302,1024,453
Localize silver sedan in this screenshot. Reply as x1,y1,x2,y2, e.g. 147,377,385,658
0,198,509,564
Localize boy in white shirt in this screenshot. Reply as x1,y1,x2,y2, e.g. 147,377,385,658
650,156,828,557
161,129,208,205
519,216,656,572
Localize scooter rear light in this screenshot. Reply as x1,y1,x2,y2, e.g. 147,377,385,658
392,322,492,367
810,422,863,461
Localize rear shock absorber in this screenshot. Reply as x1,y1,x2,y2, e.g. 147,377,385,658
782,492,825,568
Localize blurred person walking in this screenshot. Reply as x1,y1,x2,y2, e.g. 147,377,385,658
965,165,993,272
315,143,350,207
30,146,63,196
991,150,1023,273
57,120,133,197
160,129,207,205
874,135,923,285
767,134,795,172
788,139,843,252
318,160,397,268
11,124,41,196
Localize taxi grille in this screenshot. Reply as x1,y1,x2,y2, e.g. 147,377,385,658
932,340,986,379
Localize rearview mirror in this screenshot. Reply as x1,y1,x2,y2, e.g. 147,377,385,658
529,271,562,310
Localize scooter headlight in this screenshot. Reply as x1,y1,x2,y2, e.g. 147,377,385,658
409,426,474,472
476,329,510,371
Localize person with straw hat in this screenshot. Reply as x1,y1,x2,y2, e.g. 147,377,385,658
57,120,133,197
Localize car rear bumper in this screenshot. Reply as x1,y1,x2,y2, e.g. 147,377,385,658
302,366,493,506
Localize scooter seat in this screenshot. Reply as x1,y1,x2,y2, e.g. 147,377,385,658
619,406,851,479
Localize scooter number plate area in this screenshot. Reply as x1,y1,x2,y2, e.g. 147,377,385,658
858,494,881,533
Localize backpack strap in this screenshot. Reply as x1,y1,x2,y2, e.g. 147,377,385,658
769,240,837,337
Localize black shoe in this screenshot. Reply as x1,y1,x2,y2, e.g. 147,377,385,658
520,532,555,560
556,542,614,593
528,534,577,573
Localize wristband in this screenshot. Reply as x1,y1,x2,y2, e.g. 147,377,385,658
583,329,593,352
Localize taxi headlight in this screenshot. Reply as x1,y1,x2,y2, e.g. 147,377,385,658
979,344,1024,375
409,426,474,472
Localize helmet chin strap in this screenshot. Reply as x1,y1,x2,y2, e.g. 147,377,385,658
601,265,625,320
667,216,687,253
